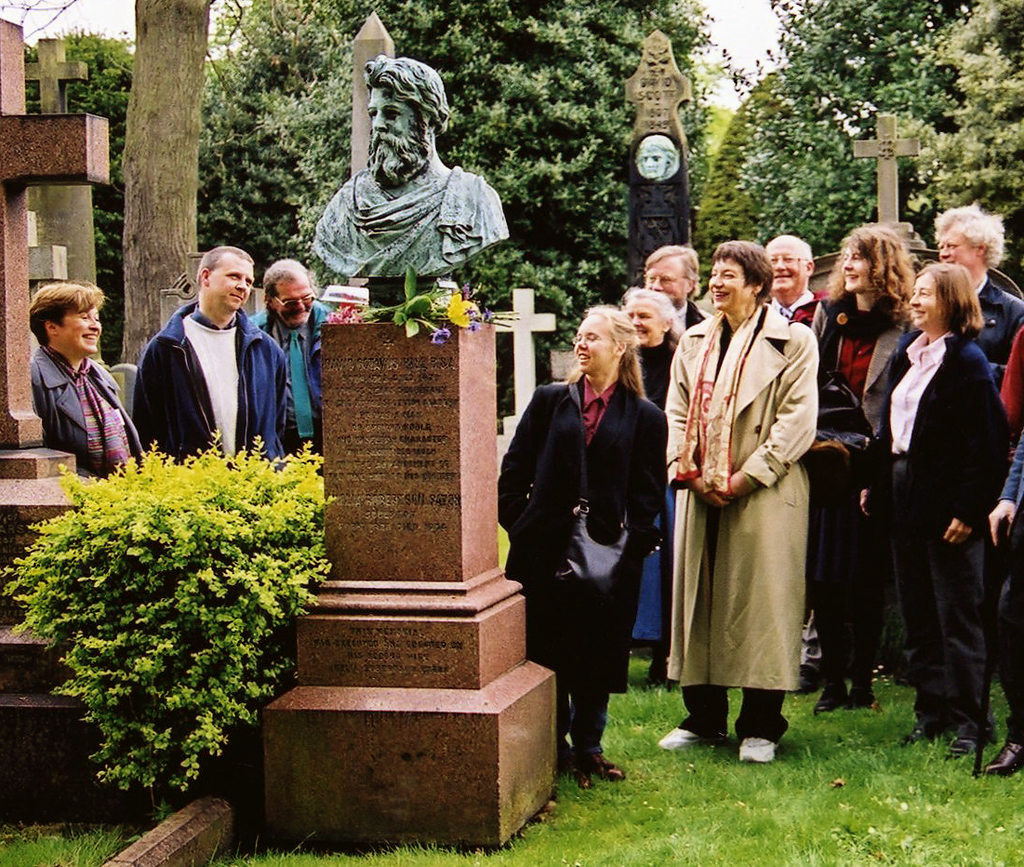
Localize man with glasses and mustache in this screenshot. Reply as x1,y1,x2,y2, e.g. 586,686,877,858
252,260,326,454
313,55,508,279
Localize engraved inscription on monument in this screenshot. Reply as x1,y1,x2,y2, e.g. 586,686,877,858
322,323,497,583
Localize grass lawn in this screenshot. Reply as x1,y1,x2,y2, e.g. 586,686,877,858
0,823,131,867
206,659,1022,867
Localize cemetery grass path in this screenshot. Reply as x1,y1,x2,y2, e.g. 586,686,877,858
208,661,1023,867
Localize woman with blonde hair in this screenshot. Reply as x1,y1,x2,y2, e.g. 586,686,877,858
499,305,666,787
808,225,913,714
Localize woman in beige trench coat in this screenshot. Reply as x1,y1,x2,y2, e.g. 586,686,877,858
657,241,818,764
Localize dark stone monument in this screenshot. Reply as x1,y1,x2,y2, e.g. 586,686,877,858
264,324,555,846
625,30,692,286
0,19,138,823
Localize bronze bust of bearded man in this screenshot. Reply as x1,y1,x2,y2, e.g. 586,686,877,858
313,55,508,279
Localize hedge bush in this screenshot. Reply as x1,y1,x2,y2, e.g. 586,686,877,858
5,446,329,797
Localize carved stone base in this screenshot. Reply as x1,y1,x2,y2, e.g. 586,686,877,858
263,661,555,847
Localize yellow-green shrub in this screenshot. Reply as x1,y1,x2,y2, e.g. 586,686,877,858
6,447,328,796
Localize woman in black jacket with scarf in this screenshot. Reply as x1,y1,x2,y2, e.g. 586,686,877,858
499,305,667,788
808,225,912,714
867,262,1008,756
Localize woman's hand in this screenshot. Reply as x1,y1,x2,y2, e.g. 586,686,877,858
859,489,871,517
942,517,972,545
728,471,757,499
686,476,732,508
990,500,1016,547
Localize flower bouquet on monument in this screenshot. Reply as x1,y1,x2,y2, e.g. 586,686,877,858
325,267,515,342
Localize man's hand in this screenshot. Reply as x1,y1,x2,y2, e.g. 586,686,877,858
990,500,1017,547
943,517,972,545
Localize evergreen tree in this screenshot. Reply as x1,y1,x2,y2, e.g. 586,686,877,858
199,0,712,338
928,0,1024,282
734,0,966,255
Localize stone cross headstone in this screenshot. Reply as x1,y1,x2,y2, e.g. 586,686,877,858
0,21,123,825
350,13,394,177
0,21,108,448
497,288,556,421
625,30,692,285
264,324,555,846
27,210,67,288
25,38,99,292
853,113,923,247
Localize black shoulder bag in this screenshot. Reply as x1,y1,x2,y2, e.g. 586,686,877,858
553,384,628,602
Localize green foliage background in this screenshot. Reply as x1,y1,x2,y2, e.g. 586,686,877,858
198,0,712,398
6,449,329,797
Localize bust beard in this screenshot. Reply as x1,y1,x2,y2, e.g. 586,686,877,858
368,128,432,188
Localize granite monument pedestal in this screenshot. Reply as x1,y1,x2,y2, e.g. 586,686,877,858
264,324,555,847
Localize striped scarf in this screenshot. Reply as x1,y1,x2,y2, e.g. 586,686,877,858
674,308,764,495
43,346,131,476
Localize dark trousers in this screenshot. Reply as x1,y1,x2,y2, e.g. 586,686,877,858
891,462,987,738
681,684,788,743
810,581,884,689
999,512,1024,742
556,682,609,758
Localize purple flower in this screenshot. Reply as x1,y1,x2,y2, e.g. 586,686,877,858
468,320,481,332
482,309,495,323
430,327,452,345
461,282,472,300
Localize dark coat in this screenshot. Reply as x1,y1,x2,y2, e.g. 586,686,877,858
977,277,1024,387
133,302,287,460
873,332,1008,538
498,381,667,693
31,348,142,476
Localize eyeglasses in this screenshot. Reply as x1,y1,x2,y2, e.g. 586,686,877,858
768,255,804,267
273,294,315,311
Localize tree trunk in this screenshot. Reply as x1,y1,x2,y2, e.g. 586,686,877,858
121,0,211,364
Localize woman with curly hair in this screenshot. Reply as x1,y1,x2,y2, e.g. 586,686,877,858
809,225,914,714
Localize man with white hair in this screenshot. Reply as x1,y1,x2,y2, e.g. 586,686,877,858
643,245,705,331
766,235,819,325
936,204,1024,386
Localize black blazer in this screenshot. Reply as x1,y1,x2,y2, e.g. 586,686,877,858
498,380,667,692
977,277,1024,386
874,332,1008,538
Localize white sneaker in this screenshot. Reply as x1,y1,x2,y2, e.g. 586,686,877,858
739,737,776,763
658,727,718,750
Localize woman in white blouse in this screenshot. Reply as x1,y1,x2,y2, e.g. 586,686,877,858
866,262,1008,756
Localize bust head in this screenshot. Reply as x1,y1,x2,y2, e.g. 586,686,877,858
365,56,451,188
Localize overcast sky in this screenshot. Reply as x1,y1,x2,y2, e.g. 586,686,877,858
2,0,780,107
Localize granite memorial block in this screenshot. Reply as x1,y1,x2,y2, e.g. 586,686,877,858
264,323,555,847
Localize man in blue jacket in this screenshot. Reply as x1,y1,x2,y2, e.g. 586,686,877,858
251,259,326,454
133,245,287,460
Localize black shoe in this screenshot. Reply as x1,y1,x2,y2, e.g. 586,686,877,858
847,687,878,709
796,665,820,694
814,683,848,714
575,753,625,788
947,737,977,758
984,741,1024,776
901,726,935,746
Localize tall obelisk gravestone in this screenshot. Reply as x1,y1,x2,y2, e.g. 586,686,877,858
26,39,99,288
625,30,692,285
0,20,125,823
